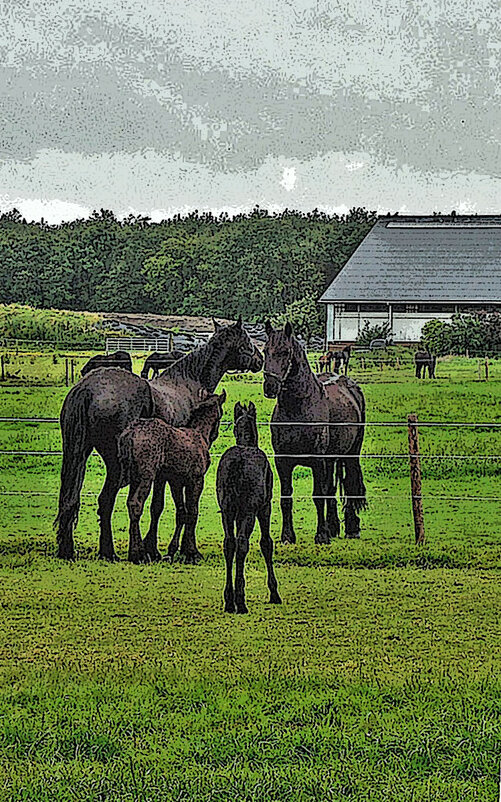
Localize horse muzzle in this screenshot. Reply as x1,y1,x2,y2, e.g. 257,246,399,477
249,350,264,373
263,375,280,398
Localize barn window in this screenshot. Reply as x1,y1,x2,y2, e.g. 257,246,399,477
360,303,387,312
345,303,358,312
334,304,345,314
406,304,419,313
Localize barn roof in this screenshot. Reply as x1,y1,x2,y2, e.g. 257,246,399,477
319,215,501,304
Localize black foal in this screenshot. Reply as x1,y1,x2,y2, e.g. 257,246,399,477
216,401,281,613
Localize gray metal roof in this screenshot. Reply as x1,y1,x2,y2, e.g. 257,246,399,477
319,215,501,303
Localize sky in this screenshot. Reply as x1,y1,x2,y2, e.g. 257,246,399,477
1,0,501,223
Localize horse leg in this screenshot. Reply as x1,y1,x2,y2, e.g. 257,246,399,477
257,503,281,605
313,461,329,544
56,442,92,560
179,478,203,564
97,457,122,561
325,459,340,540
143,476,167,561
126,478,151,564
234,515,252,613
342,455,365,538
222,508,236,613
167,479,186,561
276,458,296,544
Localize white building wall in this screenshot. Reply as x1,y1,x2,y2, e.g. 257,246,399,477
325,304,456,343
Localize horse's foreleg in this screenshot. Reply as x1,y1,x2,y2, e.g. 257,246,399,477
127,478,151,563
97,460,122,561
234,515,253,613
257,503,281,605
222,508,236,612
143,476,167,561
276,459,296,544
179,478,204,564
167,480,185,561
313,461,329,544
325,458,340,540
342,455,365,539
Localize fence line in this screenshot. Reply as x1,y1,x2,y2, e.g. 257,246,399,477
1,450,500,459
1,416,501,428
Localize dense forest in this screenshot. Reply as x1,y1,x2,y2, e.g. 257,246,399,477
0,206,376,326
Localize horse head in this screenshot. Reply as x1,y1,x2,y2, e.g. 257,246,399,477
263,320,300,398
212,316,263,374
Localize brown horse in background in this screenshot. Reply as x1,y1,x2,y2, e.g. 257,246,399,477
264,322,366,543
119,392,226,564
81,351,132,376
55,318,262,561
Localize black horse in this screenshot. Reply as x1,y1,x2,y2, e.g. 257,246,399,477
55,318,263,562
415,351,436,378
216,402,281,614
141,350,185,379
264,321,366,542
81,351,132,376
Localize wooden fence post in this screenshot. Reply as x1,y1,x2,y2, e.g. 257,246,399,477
478,359,481,381
485,357,489,381
169,332,173,352
65,358,69,387
0,355,4,382
408,414,425,546
70,359,75,384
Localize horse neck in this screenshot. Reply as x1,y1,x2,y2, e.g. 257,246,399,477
191,412,217,445
280,343,324,405
235,417,258,447
157,336,227,392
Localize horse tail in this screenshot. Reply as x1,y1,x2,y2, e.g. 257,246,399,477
54,383,93,559
337,389,367,513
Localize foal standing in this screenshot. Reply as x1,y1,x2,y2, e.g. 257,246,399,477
216,402,281,613
119,391,226,564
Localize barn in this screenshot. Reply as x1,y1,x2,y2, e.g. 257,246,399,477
319,214,501,346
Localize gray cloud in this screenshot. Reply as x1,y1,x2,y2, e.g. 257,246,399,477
1,0,501,216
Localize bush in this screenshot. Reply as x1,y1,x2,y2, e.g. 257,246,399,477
355,320,392,347
421,312,501,357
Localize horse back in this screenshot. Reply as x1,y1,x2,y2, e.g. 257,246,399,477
217,446,272,511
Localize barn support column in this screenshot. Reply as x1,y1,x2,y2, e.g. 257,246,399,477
326,304,334,346
388,303,393,334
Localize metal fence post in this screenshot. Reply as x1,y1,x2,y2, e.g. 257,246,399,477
408,414,425,546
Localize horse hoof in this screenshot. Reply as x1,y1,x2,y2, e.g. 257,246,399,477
281,534,296,545
98,551,120,562
56,548,75,561
180,550,203,565
224,603,236,614
269,594,282,605
236,606,248,614
345,531,361,539
145,549,163,562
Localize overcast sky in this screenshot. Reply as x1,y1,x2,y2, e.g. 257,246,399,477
1,0,501,223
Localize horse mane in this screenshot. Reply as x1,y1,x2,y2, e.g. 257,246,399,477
158,333,223,386
186,395,220,428
290,336,324,393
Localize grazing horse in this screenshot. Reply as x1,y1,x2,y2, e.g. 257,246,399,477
55,317,263,562
118,392,226,564
81,351,132,376
216,402,281,614
263,321,367,543
415,351,436,379
141,350,185,379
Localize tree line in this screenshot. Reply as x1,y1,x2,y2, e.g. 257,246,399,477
0,207,376,331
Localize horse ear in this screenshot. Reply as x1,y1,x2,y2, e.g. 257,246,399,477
248,401,257,417
265,320,273,337
233,315,243,329
284,321,293,339
234,402,243,422
213,317,224,333
219,389,227,406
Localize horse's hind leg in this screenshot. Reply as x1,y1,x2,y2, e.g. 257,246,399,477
143,476,167,561
167,479,186,561
179,478,204,564
222,508,236,613
97,457,122,561
257,503,281,605
342,456,365,539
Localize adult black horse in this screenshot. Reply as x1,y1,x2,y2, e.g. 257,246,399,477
141,350,185,379
81,351,132,376
56,318,263,562
415,350,436,379
263,321,366,542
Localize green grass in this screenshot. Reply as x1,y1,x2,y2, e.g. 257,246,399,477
0,358,499,800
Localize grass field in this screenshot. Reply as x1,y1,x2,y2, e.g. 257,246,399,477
0,357,499,800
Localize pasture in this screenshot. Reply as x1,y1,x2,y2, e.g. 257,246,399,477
0,354,499,800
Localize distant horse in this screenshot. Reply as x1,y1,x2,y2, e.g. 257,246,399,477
216,401,281,614
415,351,436,379
264,321,366,542
118,392,226,563
55,317,263,562
318,346,352,375
141,350,185,379
81,351,132,376
317,352,334,373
